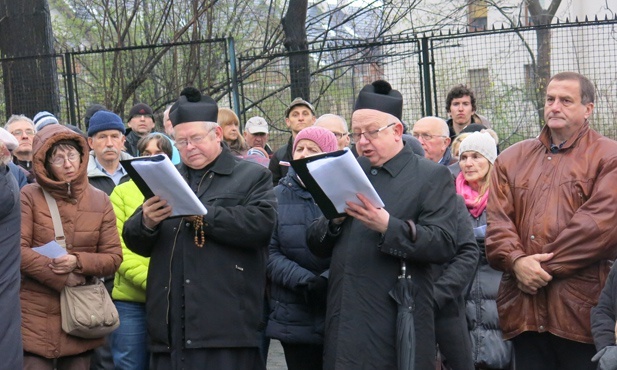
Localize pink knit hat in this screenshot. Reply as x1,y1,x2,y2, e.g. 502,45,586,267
293,126,338,153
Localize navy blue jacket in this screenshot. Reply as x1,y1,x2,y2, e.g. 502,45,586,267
266,170,330,344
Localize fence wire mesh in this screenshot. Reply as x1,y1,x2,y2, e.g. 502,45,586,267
0,18,615,151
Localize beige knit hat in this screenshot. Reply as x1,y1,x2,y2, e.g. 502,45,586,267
459,131,497,164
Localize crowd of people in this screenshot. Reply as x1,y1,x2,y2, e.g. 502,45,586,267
1,71,617,370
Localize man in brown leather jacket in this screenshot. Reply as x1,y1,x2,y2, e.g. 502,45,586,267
486,72,617,370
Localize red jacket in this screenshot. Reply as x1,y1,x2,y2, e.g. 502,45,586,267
486,123,617,344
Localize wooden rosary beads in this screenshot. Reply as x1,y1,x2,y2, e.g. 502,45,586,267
193,215,205,248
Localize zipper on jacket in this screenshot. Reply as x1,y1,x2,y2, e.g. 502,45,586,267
166,220,183,326
66,182,72,197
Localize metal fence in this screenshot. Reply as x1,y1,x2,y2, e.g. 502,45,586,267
0,38,233,130
1,17,615,150
238,17,617,149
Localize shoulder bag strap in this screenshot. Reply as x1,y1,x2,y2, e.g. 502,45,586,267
42,188,66,248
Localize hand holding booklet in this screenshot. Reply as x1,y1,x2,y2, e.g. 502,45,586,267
290,149,384,219
121,155,207,217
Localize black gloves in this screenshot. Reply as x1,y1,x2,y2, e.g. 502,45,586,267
304,276,328,313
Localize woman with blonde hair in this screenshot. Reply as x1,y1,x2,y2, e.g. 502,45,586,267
450,132,471,160
452,131,513,370
218,107,249,156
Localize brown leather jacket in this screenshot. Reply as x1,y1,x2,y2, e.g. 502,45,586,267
486,123,617,344
20,125,122,358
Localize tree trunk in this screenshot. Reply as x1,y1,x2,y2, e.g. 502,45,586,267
535,27,551,125
282,0,310,101
526,0,561,127
0,0,60,120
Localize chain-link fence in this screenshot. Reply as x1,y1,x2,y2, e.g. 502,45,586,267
238,17,617,150
0,38,232,131
1,18,615,150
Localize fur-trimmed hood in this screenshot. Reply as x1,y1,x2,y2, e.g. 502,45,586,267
31,124,89,200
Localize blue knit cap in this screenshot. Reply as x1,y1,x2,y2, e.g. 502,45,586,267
87,111,126,137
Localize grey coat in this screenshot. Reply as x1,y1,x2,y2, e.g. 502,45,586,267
0,165,23,368
308,143,458,370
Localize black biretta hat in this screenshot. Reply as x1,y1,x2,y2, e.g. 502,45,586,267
169,87,218,127
353,80,403,120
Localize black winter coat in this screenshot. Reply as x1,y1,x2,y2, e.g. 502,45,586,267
308,144,458,370
123,147,277,353
266,170,330,344
465,209,513,369
268,136,293,187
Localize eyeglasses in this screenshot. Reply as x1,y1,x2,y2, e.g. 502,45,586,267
331,132,348,139
175,128,216,149
350,123,396,142
11,129,35,137
50,152,80,167
412,133,447,141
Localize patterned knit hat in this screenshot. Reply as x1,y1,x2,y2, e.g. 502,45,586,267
293,126,338,154
33,111,60,131
458,131,497,164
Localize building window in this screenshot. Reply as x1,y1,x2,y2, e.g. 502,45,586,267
468,68,489,102
468,1,488,31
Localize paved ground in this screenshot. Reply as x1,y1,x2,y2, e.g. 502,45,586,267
266,339,288,370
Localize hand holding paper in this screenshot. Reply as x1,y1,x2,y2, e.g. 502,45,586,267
143,196,173,229
121,155,208,217
291,149,384,219
50,254,78,274
344,193,389,233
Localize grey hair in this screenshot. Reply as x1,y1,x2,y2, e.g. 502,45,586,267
200,121,219,136
5,114,35,131
316,114,349,133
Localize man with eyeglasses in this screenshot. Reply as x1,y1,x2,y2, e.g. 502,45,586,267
5,114,37,183
307,80,458,369
122,87,276,370
315,114,350,150
412,116,456,165
269,97,316,186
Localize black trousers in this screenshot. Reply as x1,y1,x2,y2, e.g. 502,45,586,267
281,342,324,370
512,331,596,370
435,309,474,370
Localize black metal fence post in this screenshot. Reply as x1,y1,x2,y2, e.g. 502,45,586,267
419,36,432,117
63,52,77,127
227,37,242,126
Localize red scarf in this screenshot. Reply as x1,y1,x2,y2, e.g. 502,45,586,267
455,172,488,218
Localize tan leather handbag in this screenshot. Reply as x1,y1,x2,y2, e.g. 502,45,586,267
43,189,120,338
